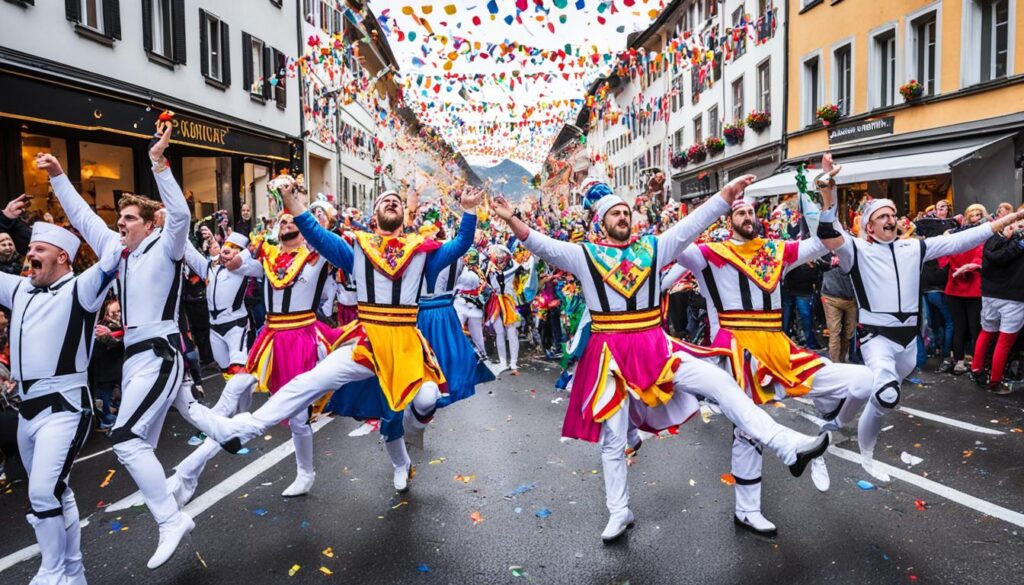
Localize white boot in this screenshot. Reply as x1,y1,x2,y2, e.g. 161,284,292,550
147,513,195,569
810,458,830,492
860,449,891,482
281,471,316,497
385,439,412,493
600,508,634,542
766,430,830,476
187,405,258,446
166,474,197,508
26,514,66,585
393,463,411,493
734,511,777,536
62,491,87,585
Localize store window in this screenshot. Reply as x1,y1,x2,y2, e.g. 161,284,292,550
183,157,231,220
79,141,134,225
20,133,70,219
244,162,271,221
911,10,938,95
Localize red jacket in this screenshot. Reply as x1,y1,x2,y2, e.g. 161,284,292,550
939,243,983,297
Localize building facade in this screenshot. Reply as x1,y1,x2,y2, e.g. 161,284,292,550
0,0,302,225
750,0,1024,215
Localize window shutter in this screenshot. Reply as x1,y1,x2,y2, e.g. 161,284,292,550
262,46,272,99
141,0,153,52
220,20,231,86
103,0,121,39
65,0,80,22
172,0,186,64
274,49,286,108
241,32,253,93
199,9,208,77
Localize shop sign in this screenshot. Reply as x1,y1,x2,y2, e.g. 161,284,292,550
827,116,894,145
678,171,717,199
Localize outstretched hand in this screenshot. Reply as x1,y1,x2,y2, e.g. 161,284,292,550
491,196,515,221
990,210,1024,235
149,124,173,164
719,174,756,206
460,189,483,211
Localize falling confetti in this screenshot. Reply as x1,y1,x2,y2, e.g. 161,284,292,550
100,469,116,488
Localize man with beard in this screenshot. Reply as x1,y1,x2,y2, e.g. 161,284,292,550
815,160,1024,482
37,125,200,569
0,221,118,585
186,181,482,496
674,155,874,534
491,179,830,542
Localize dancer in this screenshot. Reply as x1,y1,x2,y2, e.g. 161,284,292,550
187,180,483,495
490,179,829,542
815,158,1024,481
485,245,531,374
454,250,488,358
38,125,197,569
673,159,873,534
1,222,117,585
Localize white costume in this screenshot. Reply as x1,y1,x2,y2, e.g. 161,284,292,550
454,267,487,356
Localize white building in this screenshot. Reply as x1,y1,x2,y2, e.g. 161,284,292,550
0,0,302,225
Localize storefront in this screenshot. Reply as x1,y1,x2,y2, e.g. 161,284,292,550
672,143,782,213
0,67,300,226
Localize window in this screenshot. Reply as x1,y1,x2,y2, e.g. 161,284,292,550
243,34,265,98
200,10,230,86
872,29,897,108
303,0,316,25
653,145,662,168
967,0,1010,83
756,59,771,112
731,77,744,122
802,55,821,125
319,0,332,33
834,44,852,115
143,0,185,64
674,129,684,152
693,115,703,143
65,0,121,41
709,104,720,138
911,11,938,95
273,49,287,108
731,7,747,59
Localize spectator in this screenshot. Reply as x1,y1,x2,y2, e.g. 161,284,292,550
940,204,987,375
820,254,857,362
782,260,823,349
915,201,959,371
234,203,253,237
0,233,22,276
995,202,1013,219
90,298,124,429
969,212,1024,393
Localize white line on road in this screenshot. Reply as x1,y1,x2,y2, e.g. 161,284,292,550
790,397,1005,435
74,447,113,463
0,418,333,574
826,445,1024,528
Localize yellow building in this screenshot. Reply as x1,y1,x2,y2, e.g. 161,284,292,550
749,0,1023,216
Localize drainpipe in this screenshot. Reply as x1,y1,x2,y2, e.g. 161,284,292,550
780,0,790,169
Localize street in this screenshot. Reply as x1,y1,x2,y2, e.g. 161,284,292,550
1,353,1023,585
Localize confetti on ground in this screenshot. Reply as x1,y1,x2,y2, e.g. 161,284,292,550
454,474,476,483
428,457,447,465
1012,428,1023,433
908,377,924,385
469,511,484,524
772,402,787,408
392,500,409,510
108,520,129,533
510,565,530,580
96,501,107,508
535,508,552,518
857,480,877,490
288,564,301,577
505,483,538,499
252,508,269,517
319,567,333,576
300,521,310,529
514,507,523,514
322,547,334,558
264,435,273,441
100,469,116,488
237,448,250,455
914,499,928,511
720,473,736,486
551,397,563,404
881,425,894,432
416,564,432,573
962,450,974,458
688,479,696,487
900,452,924,467
196,551,208,568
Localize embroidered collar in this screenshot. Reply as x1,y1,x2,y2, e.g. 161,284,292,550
259,242,318,289
354,231,440,280
582,234,656,299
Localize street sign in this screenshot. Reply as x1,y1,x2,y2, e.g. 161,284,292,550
827,116,895,145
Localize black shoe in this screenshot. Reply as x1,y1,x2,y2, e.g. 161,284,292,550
936,359,953,374
789,433,830,478
988,381,1013,395
221,437,243,454
968,370,989,387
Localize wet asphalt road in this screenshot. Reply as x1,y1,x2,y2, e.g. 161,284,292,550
1,353,1023,585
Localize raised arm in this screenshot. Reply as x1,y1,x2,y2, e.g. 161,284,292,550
656,174,753,267
293,211,354,273
149,127,189,261
490,196,585,274
183,240,210,279
426,211,477,280
675,243,708,272
923,215,1023,261
39,155,120,257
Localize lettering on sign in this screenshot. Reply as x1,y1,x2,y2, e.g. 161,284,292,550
173,118,229,146
827,117,895,145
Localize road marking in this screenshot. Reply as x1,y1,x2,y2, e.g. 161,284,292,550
201,372,222,382
791,398,1005,435
0,418,333,573
75,447,113,463
826,445,1024,528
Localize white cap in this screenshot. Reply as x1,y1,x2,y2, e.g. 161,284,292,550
30,222,80,261
861,198,897,235
374,190,401,210
225,232,249,249
594,194,628,222
488,244,511,258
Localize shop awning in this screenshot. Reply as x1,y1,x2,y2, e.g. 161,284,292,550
745,137,1010,198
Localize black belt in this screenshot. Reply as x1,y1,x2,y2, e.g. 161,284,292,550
124,333,182,361
210,316,248,336
19,387,88,421
859,324,918,347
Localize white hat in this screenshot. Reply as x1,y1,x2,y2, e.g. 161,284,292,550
861,198,897,235
374,190,402,210
594,194,628,222
31,222,80,261
224,232,249,249
488,244,511,258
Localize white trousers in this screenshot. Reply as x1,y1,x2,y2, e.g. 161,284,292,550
492,319,520,369
981,297,1024,333
18,407,91,584
174,373,256,490
846,335,917,455
456,302,487,357
209,322,249,370
599,353,819,516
